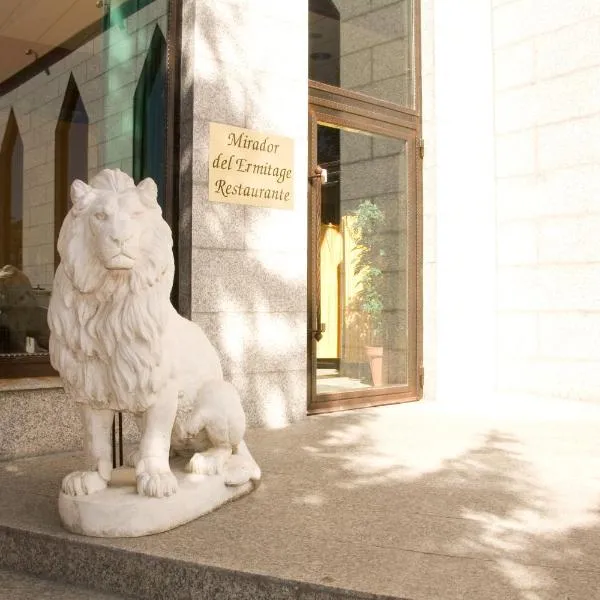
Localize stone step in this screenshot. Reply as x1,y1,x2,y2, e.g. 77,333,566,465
0,523,403,600
0,568,129,600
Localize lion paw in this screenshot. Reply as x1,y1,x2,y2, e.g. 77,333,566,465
186,452,226,476
136,471,178,498
62,471,108,496
223,466,251,486
223,454,259,486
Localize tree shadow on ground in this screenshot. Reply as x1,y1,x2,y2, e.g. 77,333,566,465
248,406,600,599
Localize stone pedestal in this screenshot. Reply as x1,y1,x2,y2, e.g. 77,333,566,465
59,457,260,538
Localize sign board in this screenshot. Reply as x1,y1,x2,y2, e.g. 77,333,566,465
208,122,294,210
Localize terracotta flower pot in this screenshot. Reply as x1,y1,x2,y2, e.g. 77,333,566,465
365,345,383,386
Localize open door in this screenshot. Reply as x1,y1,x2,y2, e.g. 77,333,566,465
308,100,422,414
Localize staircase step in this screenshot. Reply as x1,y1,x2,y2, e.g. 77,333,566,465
0,568,129,600
1,522,398,600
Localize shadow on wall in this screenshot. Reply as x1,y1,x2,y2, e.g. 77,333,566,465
179,2,307,429
248,408,600,598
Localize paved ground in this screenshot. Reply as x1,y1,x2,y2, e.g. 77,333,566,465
1,398,600,599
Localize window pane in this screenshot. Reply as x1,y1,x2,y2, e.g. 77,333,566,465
0,0,170,362
133,26,167,212
55,75,89,268
309,0,415,109
316,124,409,394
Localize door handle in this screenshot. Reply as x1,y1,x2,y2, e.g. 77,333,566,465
313,322,326,341
308,165,327,184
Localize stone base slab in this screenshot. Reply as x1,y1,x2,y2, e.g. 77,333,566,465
59,460,257,538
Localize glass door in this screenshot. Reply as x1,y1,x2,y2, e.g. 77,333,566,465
308,107,421,413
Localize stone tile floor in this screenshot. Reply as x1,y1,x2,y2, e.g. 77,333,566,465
1,398,600,599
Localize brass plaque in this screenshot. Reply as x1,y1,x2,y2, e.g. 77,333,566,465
208,122,294,210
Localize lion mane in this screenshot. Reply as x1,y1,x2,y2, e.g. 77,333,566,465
48,169,175,412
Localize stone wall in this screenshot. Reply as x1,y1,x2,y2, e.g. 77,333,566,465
338,0,414,108
493,0,600,401
426,0,497,405
185,0,308,427
423,0,600,405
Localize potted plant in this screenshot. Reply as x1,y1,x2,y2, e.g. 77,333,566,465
348,200,386,386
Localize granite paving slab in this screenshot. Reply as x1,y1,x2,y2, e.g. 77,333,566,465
1,402,600,599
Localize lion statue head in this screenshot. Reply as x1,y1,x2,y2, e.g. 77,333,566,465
57,168,173,297
48,169,175,409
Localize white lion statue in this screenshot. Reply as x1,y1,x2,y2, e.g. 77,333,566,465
48,168,260,499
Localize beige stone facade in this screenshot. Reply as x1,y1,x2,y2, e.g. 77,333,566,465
493,0,600,401
422,0,600,404
2,0,600,445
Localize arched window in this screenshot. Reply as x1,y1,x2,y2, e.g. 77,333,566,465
0,109,24,270
133,25,167,211
55,74,88,268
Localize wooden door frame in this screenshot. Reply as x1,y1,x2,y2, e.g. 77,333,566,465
307,86,423,415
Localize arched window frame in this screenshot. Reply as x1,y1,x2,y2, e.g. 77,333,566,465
54,74,89,269
0,109,23,270
133,25,168,212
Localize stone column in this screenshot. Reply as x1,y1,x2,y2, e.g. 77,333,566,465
183,0,308,427
432,0,497,405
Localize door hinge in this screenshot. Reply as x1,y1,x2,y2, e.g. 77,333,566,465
417,138,425,159
419,366,425,389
